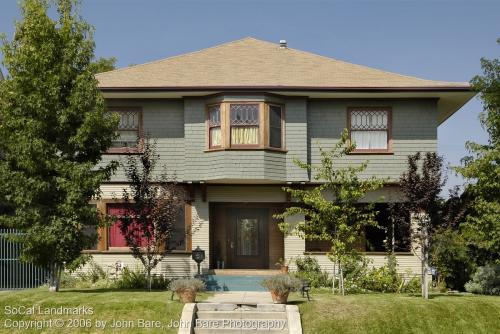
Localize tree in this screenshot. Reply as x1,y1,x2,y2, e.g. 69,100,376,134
399,152,446,299
89,56,116,74
0,0,118,291
118,138,186,291
456,39,500,264
276,130,383,295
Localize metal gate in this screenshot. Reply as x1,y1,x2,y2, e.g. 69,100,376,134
0,229,49,289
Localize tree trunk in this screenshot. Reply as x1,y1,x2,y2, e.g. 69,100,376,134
147,269,152,292
48,262,61,292
339,262,345,296
421,229,429,299
332,262,336,294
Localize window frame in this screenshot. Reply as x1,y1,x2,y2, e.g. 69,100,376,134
268,103,285,149
205,101,286,152
347,107,393,154
106,107,144,154
229,102,262,149
82,200,192,254
207,104,222,149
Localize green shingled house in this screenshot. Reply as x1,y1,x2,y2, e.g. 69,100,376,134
84,37,473,279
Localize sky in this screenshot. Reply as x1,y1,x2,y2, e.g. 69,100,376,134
0,0,498,194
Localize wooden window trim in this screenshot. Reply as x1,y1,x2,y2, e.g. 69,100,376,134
205,101,286,151
106,107,144,154
347,107,393,154
86,200,192,253
206,104,222,149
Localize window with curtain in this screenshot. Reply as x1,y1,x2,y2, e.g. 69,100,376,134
230,104,259,146
350,108,390,150
269,105,282,148
208,105,222,148
109,108,141,149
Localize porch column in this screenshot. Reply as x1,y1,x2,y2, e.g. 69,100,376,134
190,199,210,275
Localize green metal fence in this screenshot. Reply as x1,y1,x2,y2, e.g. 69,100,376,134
0,229,49,289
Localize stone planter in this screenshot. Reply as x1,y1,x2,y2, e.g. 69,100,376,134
270,290,290,304
177,289,197,303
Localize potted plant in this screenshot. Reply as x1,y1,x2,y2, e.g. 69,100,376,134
275,258,291,273
261,274,301,304
170,278,205,303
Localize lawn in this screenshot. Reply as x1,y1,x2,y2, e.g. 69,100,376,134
0,288,204,334
1,289,499,334
294,292,500,334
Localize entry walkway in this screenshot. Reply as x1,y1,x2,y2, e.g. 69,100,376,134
203,291,273,304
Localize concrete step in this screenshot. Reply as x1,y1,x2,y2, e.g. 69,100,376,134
197,310,288,320
194,329,288,334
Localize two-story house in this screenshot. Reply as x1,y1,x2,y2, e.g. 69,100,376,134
85,37,473,278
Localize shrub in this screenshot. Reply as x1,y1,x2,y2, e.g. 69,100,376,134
170,278,205,292
359,265,403,293
114,267,148,289
401,276,421,294
76,260,107,283
465,264,500,295
431,229,474,290
261,274,302,294
59,271,78,288
294,256,333,288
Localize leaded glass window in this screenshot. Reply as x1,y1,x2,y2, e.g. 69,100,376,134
208,105,222,148
109,108,141,148
230,104,259,145
350,108,389,150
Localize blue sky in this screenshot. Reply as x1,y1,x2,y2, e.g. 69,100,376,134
1,0,499,194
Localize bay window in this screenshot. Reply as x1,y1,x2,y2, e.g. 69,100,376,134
208,105,222,148
230,104,260,146
206,102,285,150
349,107,391,153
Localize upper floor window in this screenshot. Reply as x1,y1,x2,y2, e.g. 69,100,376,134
208,105,222,148
269,105,283,148
230,104,260,146
108,107,143,153
206,102,285,151
349,107,391,153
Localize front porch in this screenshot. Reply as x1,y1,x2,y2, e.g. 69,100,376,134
209,202,286,270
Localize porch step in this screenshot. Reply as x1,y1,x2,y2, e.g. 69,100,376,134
204,275,272,292
193,304,289,334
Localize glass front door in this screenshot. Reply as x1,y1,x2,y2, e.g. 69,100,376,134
226,208,268,269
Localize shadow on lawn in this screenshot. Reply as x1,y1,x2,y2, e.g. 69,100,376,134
58,288,167,293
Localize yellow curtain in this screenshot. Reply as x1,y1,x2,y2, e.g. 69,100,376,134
210,127,222,146
231,127,258,145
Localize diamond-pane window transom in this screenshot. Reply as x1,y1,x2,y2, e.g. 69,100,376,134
351,110,388,130
230,104,259,126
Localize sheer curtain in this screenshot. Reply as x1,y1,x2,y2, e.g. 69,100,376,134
210,127,221,146
351,131,387,149
231,127,258,145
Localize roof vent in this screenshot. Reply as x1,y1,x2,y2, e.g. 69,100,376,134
279,40,287,48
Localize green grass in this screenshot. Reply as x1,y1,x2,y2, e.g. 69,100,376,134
1,289,498,334
0,288,208,334
292,292,500,334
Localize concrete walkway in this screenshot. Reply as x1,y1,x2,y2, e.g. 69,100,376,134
203,291,273,304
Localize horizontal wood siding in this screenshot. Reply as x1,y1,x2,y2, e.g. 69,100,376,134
308,254,421,277
285,99,309,181
207,185,287,202
308,99,438,181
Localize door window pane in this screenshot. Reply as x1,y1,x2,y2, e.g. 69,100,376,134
236,218,259,256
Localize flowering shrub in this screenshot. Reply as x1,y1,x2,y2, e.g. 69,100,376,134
293,256,333,288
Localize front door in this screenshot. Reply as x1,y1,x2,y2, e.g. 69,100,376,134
226,208,268,269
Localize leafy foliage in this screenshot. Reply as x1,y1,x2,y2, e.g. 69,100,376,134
431,229,475,291
275,129,383,295
293,256,332,288
465,264,500,295
457,39,500,264
114,267,170,290
118,137,186,291
0,0,118,291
